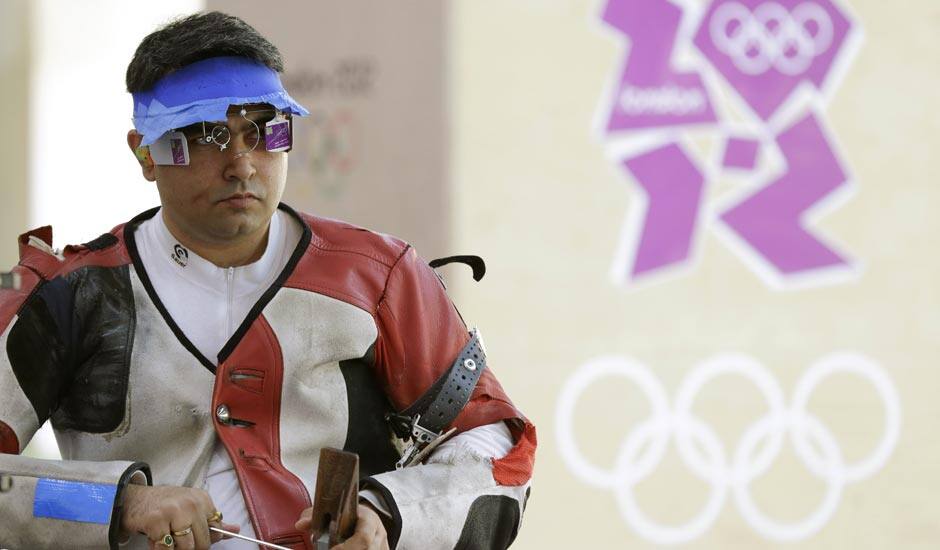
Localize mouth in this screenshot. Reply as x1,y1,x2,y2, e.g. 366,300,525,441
218,192,260,209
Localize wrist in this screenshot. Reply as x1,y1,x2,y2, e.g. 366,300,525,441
114,470,150,543
358,498,392,542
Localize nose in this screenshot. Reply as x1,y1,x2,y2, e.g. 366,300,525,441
222,133,258,183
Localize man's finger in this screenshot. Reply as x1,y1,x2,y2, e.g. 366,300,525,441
190,491,218,550
168,518,196,550
366,517,387,550
169,505,198,550
295,507,313,531
143,520,174,550
359,504,383,541
334,527,376,550
209,521,241,542
171,528,196,550
367,521,386,550
189,517,211,550
327,503,384,550
329,531,357,550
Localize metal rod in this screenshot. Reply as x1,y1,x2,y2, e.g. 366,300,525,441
209,526,294,550
0,473,13,493
0,272,21,290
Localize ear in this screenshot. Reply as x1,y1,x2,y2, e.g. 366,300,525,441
127,130,156,182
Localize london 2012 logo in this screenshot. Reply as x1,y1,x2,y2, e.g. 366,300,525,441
594,0,863,289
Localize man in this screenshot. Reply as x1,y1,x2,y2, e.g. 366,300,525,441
0,12,535,550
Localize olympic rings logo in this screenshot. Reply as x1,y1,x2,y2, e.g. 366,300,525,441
709,2,835,76
556,353,901,544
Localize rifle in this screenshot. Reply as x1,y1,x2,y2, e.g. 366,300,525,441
206,448,359,550
308,448,359,549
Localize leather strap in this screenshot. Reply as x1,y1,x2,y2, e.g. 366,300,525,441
389,329,488,438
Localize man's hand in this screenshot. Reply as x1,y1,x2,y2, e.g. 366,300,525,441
120,484,240,550
295,503,389,550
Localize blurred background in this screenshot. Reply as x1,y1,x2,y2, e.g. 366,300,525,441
1,0,938,547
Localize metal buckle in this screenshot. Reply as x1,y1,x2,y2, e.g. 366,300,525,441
395,444,420,470
395,414,442,469
410,414,439,444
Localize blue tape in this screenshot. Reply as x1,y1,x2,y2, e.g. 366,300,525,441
33,478,117,524
132,56,309,146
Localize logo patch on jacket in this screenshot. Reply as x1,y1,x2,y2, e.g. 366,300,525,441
171,244,189,267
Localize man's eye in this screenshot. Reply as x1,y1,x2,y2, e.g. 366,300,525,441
182,134,208,147
181,126,196,135
247,111,278,125
178,130,203,142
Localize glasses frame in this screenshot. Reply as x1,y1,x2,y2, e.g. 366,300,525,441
177,107,293,156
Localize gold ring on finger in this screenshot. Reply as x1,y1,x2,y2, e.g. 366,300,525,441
158,533,175,547
172,526,193,537
207,510,223,523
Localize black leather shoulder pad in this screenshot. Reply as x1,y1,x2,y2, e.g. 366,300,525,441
6,264,135,433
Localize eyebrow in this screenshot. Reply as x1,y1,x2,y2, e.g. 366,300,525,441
176,110,277,135
231,110,277,130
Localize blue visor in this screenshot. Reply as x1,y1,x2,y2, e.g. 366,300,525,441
132,56,309,146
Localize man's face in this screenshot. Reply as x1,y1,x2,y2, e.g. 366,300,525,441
142,104,288,245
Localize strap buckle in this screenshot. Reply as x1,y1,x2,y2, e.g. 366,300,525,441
395,414,441,469
388,329,488,469
410,414,439,444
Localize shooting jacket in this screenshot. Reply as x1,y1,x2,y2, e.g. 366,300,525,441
0,204,536,550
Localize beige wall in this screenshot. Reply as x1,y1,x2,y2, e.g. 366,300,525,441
0,0,30,268
451,0,939,548
208,0,451,260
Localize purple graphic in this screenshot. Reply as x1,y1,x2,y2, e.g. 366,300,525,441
265,119,292,151
719,112,848,273
625,144,705,277
723,137,760,170
170,137,185,165
693,0,853,120
596,0,859,287
602,0,717,132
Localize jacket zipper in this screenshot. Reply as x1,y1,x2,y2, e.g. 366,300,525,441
226,267,235,336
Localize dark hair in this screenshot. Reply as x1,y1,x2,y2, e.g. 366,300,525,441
126,11,284,93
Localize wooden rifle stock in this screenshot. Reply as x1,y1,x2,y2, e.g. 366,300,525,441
308,448,359,549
